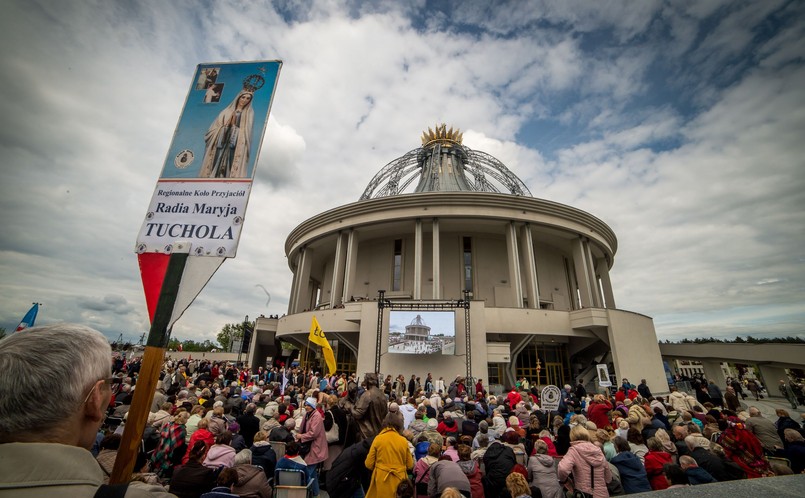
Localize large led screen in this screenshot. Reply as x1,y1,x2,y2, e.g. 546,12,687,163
388,310,456,355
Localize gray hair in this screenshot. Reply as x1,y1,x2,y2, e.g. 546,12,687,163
234,448,252,465
0,324,111,440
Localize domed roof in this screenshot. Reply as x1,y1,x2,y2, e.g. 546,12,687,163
360,124,532,200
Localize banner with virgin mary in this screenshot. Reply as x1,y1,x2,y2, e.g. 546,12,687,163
136,61,282,259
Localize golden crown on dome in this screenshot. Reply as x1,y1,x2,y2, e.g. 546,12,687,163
421,123,463,146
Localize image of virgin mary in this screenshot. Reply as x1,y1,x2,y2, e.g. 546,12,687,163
199,90,255,178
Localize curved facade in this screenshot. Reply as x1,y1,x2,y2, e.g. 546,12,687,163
254,126,668,392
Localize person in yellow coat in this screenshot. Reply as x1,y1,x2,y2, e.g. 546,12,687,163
365,407,413,498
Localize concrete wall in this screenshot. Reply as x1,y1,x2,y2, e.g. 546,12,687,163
484,308,572,334
659,343,805,368
606,309,669,394
534,242,573,311
758,365,791,396
350,238,395,300
473,235,510,305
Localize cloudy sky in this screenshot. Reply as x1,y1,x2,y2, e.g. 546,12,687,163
2,0,803,345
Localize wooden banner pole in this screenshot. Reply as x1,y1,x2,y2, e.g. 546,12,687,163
110,251,189,484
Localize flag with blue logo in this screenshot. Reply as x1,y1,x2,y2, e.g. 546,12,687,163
14,303,40,332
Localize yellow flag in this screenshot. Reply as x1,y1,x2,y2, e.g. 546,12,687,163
309,316,336,375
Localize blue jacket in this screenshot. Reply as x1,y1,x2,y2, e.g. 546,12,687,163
685,466,717,485
610,451,652,494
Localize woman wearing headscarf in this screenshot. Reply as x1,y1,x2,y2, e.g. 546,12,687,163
653,428,678,463
296,396,328,474
365,410,413,498
718,417,774,478
508,416,526,439
491,409,507,437
199,90,255,178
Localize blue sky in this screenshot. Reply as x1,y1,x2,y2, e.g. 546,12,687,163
1,0,803,344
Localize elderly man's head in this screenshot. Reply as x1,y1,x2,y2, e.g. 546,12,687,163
672,425,688,441
0,324,112,449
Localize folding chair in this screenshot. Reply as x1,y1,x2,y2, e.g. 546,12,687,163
270,441,286,460
767,456,792,470
274,468,312,498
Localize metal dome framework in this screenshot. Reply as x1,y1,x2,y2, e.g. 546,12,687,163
359,143,533,200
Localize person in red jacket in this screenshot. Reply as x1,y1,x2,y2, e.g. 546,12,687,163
644,437,673,490
507,387,522,408
437,412,460,438
183,417,215,464
587,395,613,430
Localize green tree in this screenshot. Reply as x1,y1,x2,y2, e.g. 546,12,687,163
0,327,6,340
167,338,219,352
217,323,245,352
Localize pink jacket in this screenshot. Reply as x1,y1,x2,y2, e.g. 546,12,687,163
298,408,328,465
557,441,611,498
413,456,437,498
203,444,235,468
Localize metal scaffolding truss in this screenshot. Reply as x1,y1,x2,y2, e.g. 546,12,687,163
375,290,472,382
360,145,532,200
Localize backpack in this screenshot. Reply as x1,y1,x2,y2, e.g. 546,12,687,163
415,441,430,461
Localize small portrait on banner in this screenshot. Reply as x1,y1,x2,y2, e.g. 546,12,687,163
597,364,612,387
196,67,220,90
203,83,224,103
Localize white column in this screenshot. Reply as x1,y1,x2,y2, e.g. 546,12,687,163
292,247,313,313
432,218,441,299
583,239,603,308
414,219,423,299
571,237,593,308
520,224,539,309
342,230,359,301
597,257,616,309
287,256,300,314
330,232,347,308
506,222,523,307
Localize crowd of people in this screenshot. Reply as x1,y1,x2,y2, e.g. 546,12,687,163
2,324,804,498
